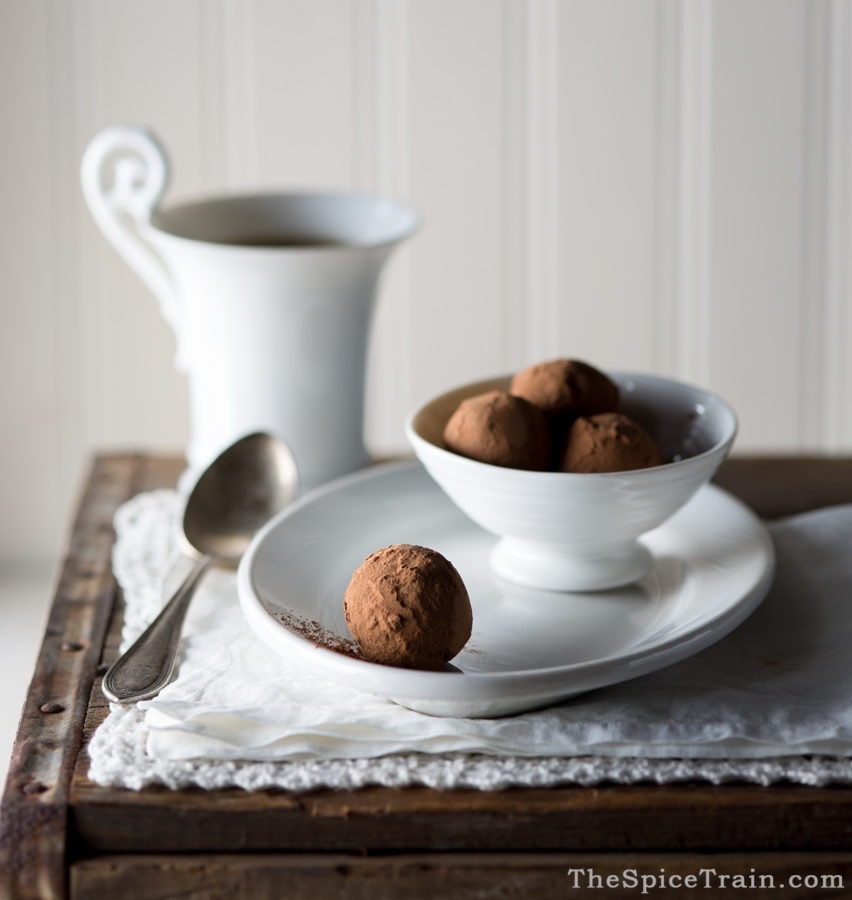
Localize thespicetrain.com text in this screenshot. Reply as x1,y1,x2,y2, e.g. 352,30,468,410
566,866,845,894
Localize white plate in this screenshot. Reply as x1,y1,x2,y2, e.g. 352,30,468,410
238,462,775,717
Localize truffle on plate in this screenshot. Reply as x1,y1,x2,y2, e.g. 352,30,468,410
343,544,472,670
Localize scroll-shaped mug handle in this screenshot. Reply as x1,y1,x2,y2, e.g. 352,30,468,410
81,126,185,367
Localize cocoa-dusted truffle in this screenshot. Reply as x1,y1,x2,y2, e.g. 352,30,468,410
443,389,550,470
510,358,619,421
344,544,472,670
561,412,663,473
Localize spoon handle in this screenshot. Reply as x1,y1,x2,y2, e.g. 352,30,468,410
102,555,213,703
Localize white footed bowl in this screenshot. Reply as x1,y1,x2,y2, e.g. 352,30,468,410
405,372,738,591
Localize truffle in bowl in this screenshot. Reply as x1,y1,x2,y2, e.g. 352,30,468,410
405,371,737,591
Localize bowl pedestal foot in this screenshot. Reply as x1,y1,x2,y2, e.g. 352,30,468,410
489,537,653,592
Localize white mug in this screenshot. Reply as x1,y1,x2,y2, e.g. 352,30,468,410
81,126,419,491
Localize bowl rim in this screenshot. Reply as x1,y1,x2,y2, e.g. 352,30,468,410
404,369,738,481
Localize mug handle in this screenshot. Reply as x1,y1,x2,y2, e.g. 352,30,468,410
81,126,185,366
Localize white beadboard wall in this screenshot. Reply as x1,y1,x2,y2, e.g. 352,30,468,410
1,0,851,570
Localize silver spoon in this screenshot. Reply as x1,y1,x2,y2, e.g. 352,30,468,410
102,431,299,703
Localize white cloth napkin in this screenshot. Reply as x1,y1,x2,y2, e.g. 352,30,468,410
88,487,852,790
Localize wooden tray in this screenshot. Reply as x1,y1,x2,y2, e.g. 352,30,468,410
3,453,852,898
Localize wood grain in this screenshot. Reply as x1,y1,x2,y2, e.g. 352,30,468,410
0,455,149,900
67,781,852,856
68,852,852,900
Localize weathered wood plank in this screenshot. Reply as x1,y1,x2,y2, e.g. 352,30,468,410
69,851,852,900
66,781,852,855
0,455,148,900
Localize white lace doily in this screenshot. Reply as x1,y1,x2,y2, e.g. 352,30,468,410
87,489,852,791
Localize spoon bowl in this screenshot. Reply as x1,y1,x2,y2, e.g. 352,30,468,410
183,433,300,564
102,432,299,703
